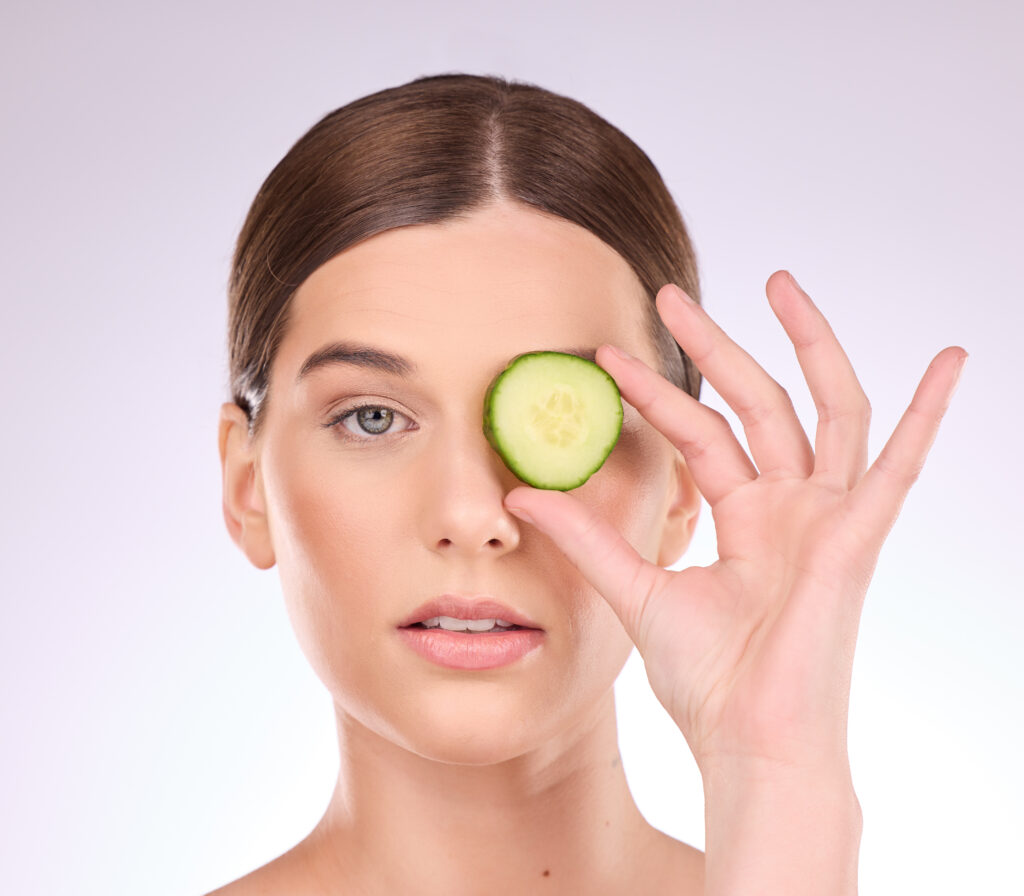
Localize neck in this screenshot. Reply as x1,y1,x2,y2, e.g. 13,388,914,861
306,688,662,894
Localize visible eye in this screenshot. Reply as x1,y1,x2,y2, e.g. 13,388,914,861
331,403,415,440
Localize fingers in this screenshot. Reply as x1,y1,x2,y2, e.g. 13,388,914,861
503,486,664,639
597,344,757,506
654,283,815,479
604,274,954,521
765,272,872,488
849,346,967,538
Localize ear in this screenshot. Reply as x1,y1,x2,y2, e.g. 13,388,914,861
656,450,701,568
218,402,276,570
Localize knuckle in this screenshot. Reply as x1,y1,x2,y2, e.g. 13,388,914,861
627,564,660,634
708,407,733,430
576,513,605,549
678,412,731,461
683,434,715,462
816,395,871,426
779,385,796,412
855,392,872,424
876,453,922,489
736,399,774,428
696,409,734,447
707,407,731,430
740,384,796,431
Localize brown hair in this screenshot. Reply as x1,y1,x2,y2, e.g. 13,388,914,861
228,72,702,440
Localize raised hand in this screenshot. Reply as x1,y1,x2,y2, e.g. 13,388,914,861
504,271,966,779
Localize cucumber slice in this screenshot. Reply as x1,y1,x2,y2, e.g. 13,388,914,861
483,351,623,490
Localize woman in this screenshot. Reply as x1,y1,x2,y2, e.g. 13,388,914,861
212,73,965,894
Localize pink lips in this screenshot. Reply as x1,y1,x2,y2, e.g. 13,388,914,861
397,595,545,670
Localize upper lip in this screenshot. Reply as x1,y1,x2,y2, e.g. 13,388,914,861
398,595,543,630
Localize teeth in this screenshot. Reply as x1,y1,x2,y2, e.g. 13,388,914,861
419,616,517,632
441,616,497,632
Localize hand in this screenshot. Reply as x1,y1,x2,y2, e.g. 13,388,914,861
505,271,966,777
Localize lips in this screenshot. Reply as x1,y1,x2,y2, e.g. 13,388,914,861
398,595,542,630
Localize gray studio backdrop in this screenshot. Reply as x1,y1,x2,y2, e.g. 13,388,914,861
2,1,1021,893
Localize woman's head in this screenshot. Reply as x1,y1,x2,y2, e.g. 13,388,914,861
219,74,704,765
228,72,701,443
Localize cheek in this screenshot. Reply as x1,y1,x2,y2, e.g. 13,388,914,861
261,436,414,683
264,426,417,576
268,457,379,592
583,421,675,561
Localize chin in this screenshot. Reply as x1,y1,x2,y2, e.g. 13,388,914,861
365,682,567,767
409,733,536,767
416,694,552,765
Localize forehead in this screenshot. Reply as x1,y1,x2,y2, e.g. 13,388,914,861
275,202,652,382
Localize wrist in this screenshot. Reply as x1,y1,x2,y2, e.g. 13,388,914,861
702,761,862,896
700,749,856,793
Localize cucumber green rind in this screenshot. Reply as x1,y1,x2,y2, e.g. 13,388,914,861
483,351,623,490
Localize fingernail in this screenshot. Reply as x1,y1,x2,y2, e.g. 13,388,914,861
670,284,697,305
787,271,803,291
507,505,535,525
606,344,634,362
955,349,970,378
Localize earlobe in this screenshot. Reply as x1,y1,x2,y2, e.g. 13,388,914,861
218,402,276,570
656,452,701,568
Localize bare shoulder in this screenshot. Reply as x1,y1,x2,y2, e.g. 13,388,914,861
202,841,322,896
202,862,286,896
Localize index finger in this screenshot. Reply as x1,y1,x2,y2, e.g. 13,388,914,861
503,486,664,639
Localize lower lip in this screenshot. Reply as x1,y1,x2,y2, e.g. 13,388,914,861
396,627,545,670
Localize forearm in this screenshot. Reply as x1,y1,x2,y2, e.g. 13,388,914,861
702,762,862,896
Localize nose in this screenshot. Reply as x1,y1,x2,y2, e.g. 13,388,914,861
419,420,521,558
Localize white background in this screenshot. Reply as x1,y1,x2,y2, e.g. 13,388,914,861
2,1,1021,893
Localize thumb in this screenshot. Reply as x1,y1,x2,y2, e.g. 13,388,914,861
504,486,662,640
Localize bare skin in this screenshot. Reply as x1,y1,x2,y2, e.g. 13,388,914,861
507,278,965,892
214,200,964,894
206,692,703,895
216,201,704,894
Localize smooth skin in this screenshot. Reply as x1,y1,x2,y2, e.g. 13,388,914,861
214,200,965,895
215,201,705,895
507,275,967,893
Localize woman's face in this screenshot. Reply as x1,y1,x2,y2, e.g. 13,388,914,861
247,201,692,764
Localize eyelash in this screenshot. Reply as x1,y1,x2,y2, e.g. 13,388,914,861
325,402,416,442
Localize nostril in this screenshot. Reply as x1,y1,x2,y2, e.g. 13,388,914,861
436,536,504,551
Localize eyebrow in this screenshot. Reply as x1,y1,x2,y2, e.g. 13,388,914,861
296,341,416,383
294,342,599,384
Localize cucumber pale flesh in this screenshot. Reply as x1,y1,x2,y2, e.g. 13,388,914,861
483,351,623,490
